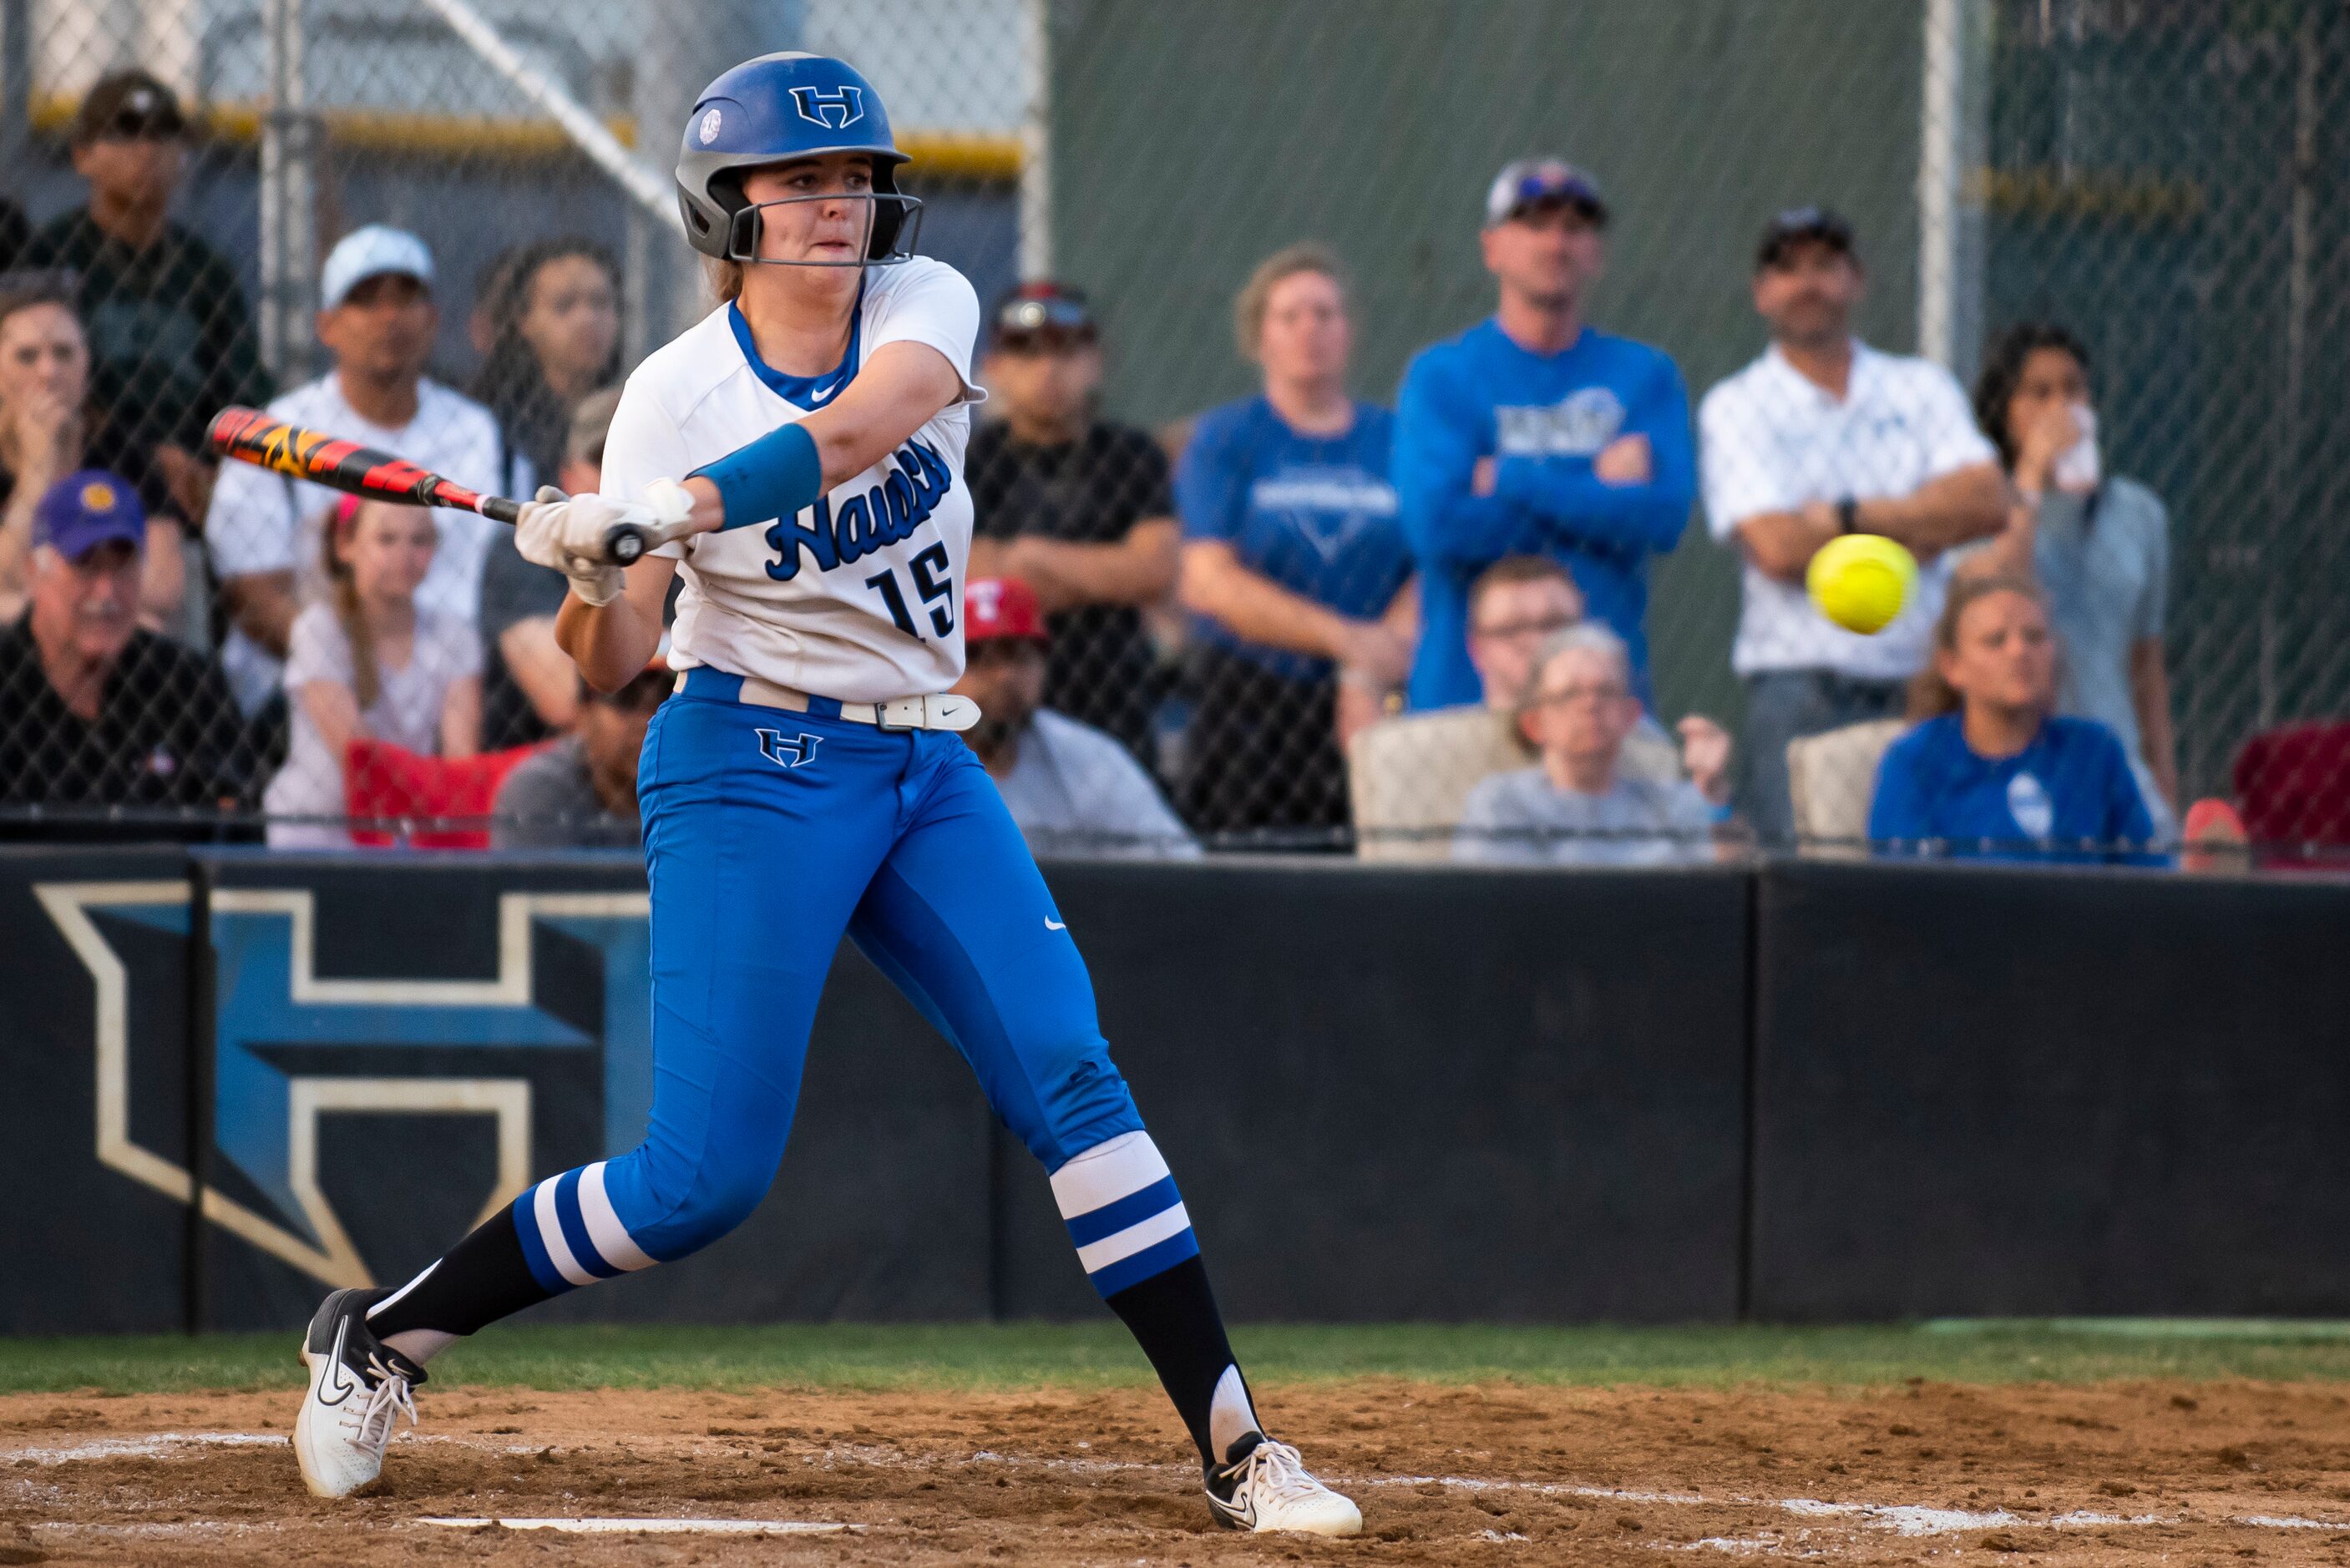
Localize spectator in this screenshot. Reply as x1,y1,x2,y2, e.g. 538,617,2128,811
470,237,620,488
205,225,508,728
1964,321,2177,827
968,283,1180,760
0,471,242,828
1699,206,2006,845
492,653,666,850
0,274,185,628
1393,158,1694,716
1175,243,1413,837
1454,623,1731,867
1348,555,1682,858
478,387,616,749
1868,573,2154,861
950,575,1197,859
263,497,480,847
24,68,271,519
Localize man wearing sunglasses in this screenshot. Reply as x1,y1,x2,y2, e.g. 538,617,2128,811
25,69,272,519
1392,157,1695,718
967,282,1180,766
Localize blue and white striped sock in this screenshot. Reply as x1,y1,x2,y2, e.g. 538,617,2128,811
511,1161,660,1295
1051,1131,1200,1297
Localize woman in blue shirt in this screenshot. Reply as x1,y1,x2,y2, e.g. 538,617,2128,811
1177,245,1415,839
1869,573,2157,862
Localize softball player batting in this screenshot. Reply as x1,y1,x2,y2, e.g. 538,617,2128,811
287,52,1360,1537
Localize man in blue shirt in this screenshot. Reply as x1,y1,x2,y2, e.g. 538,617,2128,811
1393,158,1694,711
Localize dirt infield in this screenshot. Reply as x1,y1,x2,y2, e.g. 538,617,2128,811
7,1378,2350,1564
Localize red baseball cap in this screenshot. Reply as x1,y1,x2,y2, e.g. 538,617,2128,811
964,576,1049,644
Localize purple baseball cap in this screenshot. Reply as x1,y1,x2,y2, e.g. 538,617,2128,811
1484,158,1608,228
34,470,145,561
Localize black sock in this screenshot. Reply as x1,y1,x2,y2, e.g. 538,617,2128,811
1104,1256,1256,1470
365,1206,553,1340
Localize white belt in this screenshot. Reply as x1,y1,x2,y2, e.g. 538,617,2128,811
676,670,980,732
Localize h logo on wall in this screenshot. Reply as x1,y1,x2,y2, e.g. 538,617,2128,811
38,878,652,1291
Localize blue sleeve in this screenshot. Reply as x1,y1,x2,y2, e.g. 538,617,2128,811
1866,736,1932,852
1393,352,1549,569
1488,353,1696,554
1174,408,1248,544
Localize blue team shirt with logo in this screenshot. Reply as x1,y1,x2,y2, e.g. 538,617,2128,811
1177,395,1411,682
1392,320,1694,710
1867,712,2159,862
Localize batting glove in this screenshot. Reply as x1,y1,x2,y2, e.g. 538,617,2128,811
514,486,666,606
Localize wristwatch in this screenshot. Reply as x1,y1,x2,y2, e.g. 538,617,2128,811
1835,497,1859,534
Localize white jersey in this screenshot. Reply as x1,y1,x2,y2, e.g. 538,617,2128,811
600,259,984,703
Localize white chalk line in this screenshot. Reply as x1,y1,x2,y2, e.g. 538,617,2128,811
421,1517,857,1535
9,1429,2343,1542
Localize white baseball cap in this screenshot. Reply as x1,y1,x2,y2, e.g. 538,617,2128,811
320,224,435,309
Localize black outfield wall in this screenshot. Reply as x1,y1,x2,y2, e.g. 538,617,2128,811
1750,859,2350,1319
7,848,2350,1331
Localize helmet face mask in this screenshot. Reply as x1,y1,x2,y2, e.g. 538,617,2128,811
721,187,924,270
674,52,921,269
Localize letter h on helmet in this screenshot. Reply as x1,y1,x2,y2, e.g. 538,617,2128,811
674,52,922,268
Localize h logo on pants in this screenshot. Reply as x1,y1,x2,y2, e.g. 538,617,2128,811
756,729,823,769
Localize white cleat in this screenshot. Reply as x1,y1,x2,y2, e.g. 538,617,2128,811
1205,1433,1363,1536
292,1287,426,1499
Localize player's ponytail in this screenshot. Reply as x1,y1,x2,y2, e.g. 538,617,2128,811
708,255,745,306
324,496,382,711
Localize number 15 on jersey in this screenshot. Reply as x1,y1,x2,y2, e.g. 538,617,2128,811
866,542,955,640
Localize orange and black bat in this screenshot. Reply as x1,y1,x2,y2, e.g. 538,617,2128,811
205,405,651,564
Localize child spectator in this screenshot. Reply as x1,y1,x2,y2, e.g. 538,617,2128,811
1176,243,1413,837
262,498,480,847
205,225,506,725
0,274,185,629
1868,574,2155,862
1964,322,2176,827
1455,623,1731,867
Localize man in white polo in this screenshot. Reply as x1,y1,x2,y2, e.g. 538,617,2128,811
205,224,517,720
1698,207,2006,845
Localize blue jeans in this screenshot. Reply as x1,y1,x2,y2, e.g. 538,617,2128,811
1741,669,1910,847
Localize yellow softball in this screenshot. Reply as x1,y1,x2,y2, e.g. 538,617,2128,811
1806,533,1919,635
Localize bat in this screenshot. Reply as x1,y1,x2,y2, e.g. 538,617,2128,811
205,405,652,565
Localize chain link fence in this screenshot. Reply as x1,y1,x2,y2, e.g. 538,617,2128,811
0,0,2341,869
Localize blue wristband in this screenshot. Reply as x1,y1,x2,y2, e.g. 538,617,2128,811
687,420,822,532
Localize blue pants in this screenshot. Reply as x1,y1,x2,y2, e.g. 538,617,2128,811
509,672,1193,1299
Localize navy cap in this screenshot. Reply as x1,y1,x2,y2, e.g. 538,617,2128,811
1756,205,1857,271
1484,158,1608,228
34,471,145,561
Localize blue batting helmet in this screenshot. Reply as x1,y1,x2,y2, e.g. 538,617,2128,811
674,52,919,266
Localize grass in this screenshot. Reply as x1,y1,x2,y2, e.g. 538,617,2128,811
11,1321,2350,1397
